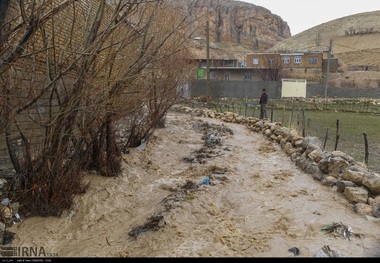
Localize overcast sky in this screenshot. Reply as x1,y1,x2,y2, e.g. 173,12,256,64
241,0,380,35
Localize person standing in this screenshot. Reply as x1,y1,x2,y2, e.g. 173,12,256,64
259,88,268,119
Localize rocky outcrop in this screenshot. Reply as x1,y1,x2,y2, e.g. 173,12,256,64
170,0,291,60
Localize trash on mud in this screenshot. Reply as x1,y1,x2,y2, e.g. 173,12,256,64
199,177,210,185
1,198,10,206
209,165,228,175
128,215,164,239
288,247,300,256
181,180,198,190
128,180,203,240
2,230,15,245
321,221,364,240
314,245,345,257
14,213,21,221
182,147,225,163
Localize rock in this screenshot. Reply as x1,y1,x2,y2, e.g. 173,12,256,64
365,215,380,222
372,202,380,218
353,203,373,216
322,176,337,186
336,180,357,193
0,205,13,225
331,150,355,163
341,169,366,186
318,152,332,174
308,148,323,163
362,172,380,195
344,187,368,204
328,157,349,178
302,136,323,150
0,178,7,189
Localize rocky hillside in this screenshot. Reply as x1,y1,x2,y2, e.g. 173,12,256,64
170,0,290,61
268,10,380,87
269,11,380,69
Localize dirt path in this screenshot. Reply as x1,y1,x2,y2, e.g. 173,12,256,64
9,111,380,257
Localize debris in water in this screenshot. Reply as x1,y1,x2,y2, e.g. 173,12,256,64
288,247,300,256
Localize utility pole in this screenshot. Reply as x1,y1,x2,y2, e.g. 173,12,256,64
324,39,332,107
206,20,211,105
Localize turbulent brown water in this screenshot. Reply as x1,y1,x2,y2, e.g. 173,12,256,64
9,111,380,257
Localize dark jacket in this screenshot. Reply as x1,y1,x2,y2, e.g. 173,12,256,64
260,92,268,104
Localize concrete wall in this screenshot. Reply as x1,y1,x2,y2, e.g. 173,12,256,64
188,80,282,99
188,80,380,99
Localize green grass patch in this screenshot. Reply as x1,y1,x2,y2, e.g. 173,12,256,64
184,97,380,173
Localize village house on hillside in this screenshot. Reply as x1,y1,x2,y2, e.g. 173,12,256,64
195,50,339,84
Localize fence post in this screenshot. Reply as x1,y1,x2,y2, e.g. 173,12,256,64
363,132,369,165
296,113,300,132
334,119,340,151
302,108,305,137
270,108,273,122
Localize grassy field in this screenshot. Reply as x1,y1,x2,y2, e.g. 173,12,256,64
185,97,380,173
271,109,380,172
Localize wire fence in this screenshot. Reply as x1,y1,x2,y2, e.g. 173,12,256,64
184,98,380,173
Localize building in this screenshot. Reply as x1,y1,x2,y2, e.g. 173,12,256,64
195,51,339,83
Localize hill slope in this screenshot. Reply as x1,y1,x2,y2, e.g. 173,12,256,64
270,11,380,67
268,11,380,86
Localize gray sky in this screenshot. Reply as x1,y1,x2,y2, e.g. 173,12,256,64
242,0,380,35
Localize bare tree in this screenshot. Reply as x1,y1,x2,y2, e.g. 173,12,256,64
0,0,200,216
255,54,283,81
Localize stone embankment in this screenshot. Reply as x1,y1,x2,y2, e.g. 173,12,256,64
172,104,380,220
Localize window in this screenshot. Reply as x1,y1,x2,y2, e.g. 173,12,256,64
224,73,230,80
282,56,290,64
244,73,252,80
223,60,235,67
309,57,318,64
253,58,259,65
268,58,275,64
294,56,302,64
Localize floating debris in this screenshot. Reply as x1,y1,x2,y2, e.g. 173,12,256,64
199,177,210,185
2,230,15,245
288,247,300,256
321,221,363,240
315,245,345,257
128,215,164,239
1,198,10,206
128,179,204,241
181,180,198,190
